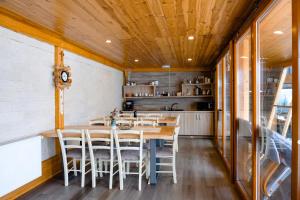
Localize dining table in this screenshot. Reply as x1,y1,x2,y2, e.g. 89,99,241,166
90,116,177,124
40,125,176,185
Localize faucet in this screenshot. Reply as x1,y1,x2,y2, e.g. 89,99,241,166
170,103,179,111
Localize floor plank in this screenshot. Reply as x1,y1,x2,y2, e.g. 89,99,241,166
19,139,241,200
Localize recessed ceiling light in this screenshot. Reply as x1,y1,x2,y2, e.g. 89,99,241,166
188,35,194,40
162,64,171,69
187,58,192,62
105,39,112,43
134,59,139,62
273,31,284,35
240,56,248,59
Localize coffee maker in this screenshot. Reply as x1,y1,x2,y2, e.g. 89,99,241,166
123,101,134,111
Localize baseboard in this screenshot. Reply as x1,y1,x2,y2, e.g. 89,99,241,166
1,155,61,200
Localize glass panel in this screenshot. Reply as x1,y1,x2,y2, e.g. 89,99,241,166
224,51,231,165
217,61,223,153
236,29,252,197
257,0,292,199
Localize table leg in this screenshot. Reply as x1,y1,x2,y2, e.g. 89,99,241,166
150,139,157,184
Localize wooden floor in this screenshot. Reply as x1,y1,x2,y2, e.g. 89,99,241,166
19,138,241,200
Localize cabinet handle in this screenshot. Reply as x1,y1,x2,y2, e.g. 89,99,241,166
199,114,201,120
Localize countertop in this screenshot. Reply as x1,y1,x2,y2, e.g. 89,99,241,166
122,110,214,113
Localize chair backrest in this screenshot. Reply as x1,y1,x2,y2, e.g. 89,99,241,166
113,130,143,161
86,129,114,162
118,113,133,118
145,113,162,118
164,127,180,143
57,129,85,161
138,116,159,124
116,119,132,126
134,120,157,127
176,115,180,126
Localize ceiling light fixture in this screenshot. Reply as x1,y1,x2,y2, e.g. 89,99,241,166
162,64,171,69
134,59,139,62
188,35,194,40
240,56,248,59
273,30,284,35
187,58,192,62
105,39,112,43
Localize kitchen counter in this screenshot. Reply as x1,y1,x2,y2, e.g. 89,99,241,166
123,110,214,113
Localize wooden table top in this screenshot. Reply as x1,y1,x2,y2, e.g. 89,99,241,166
90,116,177,124
40,125,176,139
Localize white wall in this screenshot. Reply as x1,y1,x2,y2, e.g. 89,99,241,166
64,51,123,125
0,26,123,163
0,27,55,160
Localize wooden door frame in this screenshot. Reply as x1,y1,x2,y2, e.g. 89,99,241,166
292,0,300,199
251,18,260,200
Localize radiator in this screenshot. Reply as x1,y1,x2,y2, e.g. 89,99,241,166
0,136,42,197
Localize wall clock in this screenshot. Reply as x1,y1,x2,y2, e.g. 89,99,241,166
53,64,72,89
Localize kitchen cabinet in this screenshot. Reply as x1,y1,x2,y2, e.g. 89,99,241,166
184,112,213,136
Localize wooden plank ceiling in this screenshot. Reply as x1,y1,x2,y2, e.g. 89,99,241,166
0,0,256,69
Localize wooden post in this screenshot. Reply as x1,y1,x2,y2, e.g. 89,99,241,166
55,46,64,130
54,46,64,155
292,0,300,199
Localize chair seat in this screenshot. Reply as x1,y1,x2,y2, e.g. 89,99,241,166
94,149,116,160
122,150,147,161
156,147,173,157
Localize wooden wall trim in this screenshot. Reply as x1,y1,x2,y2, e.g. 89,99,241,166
126,67,211,73
0,7,123,72
1,155,62,200
292,0,300,199
54,47,64,130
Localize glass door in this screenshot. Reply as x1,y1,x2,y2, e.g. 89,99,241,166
235,29,253,198
217,61,223,154
224,50,232,166
257,0,292,199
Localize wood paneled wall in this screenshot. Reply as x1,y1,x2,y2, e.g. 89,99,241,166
128,71,213,111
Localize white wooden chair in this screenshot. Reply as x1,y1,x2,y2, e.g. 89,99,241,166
114,129,148,191
138,116,159,124
165,115,180,152
85,129,119,189
57,129,90,187
156,127,180,184
118,113,133,118
145,113,163,118
116,119,132,126
134,120,157,127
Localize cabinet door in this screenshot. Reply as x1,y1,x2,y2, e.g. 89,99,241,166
184,113,197,135
197,112,213,135
177,113,185,135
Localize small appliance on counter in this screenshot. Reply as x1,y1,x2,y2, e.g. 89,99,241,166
197,101,214,111
123,100,134,111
